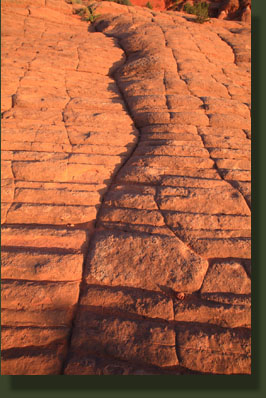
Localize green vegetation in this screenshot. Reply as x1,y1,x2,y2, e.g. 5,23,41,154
146,1,153,9
66,0,82,4
183,1,210,23
102,0,133,6
74,5,100,23
183,2,195,14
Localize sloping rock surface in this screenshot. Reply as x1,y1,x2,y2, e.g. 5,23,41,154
1,0,251,375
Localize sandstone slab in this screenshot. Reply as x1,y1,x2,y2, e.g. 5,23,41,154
70,312,178,368
85,230,208,293
175,324,251,374
1,0,251,376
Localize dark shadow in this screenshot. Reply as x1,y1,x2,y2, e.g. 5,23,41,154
157,284,177,299
9,372,257,392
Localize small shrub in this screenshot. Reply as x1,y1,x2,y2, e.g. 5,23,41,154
183,2,194,14
74,7,86,16
102,0,133,6
66,0,82,4
194,1,210,23
183,1,210,23
146,1,153,9
74,5,100,23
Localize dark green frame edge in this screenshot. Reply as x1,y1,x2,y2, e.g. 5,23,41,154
1,0,265,397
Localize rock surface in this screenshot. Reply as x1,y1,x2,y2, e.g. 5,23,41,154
1,0,251,375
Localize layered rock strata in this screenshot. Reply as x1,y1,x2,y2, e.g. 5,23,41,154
1,1,251,375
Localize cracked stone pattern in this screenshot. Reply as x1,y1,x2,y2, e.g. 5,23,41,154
1,1,251,375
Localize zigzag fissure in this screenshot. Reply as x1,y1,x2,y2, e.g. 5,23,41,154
61,25,142,375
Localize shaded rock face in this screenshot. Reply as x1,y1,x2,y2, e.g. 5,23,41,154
218,0,251,20
1,0,250,375
165,0,251,21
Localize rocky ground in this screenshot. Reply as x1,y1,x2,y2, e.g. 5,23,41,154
1,0,251,375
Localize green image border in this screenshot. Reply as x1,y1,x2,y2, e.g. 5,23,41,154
1,0,265,397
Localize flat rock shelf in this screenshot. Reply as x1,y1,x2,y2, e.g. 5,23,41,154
1,0,251,375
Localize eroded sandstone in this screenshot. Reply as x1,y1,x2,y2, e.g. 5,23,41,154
1,0,251,375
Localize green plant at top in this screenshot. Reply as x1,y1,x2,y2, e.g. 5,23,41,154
184,1,210,23
146,1,153,9
102,0,133,6
74,5,100,23
183,2,194,14
66,0,82,4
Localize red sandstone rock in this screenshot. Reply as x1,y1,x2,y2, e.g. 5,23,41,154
65,354,179,375
85,230,209,292
80,284,174,319
174,295,251,328
1,352,66,376
201,260,251,294
2,326,69,350
1,0,251,376
1,227,87,251
70,312,178,367
1,250,83,281
175,324,251,374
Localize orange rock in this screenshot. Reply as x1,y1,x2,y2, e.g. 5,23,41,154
164,212,250,230
203,97,250,118
175,324,251,374
1,250,83,281
70,312,178,367
157,186,250,215
208,113,251,129
64,355,168,375
85,230,209,292
1,226,87,251
13,187,101,206
1,280,80,327
80,284,174,320
201,260,251,294
103,190,158,210
99,207,165,226
187,77,230,98
1,352,66,375
1,326,69,350
190,237,251,258
1,0,251,375
174,295,251,328
6,203,98,225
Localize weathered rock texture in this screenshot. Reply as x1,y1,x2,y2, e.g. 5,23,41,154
1,0,251,375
